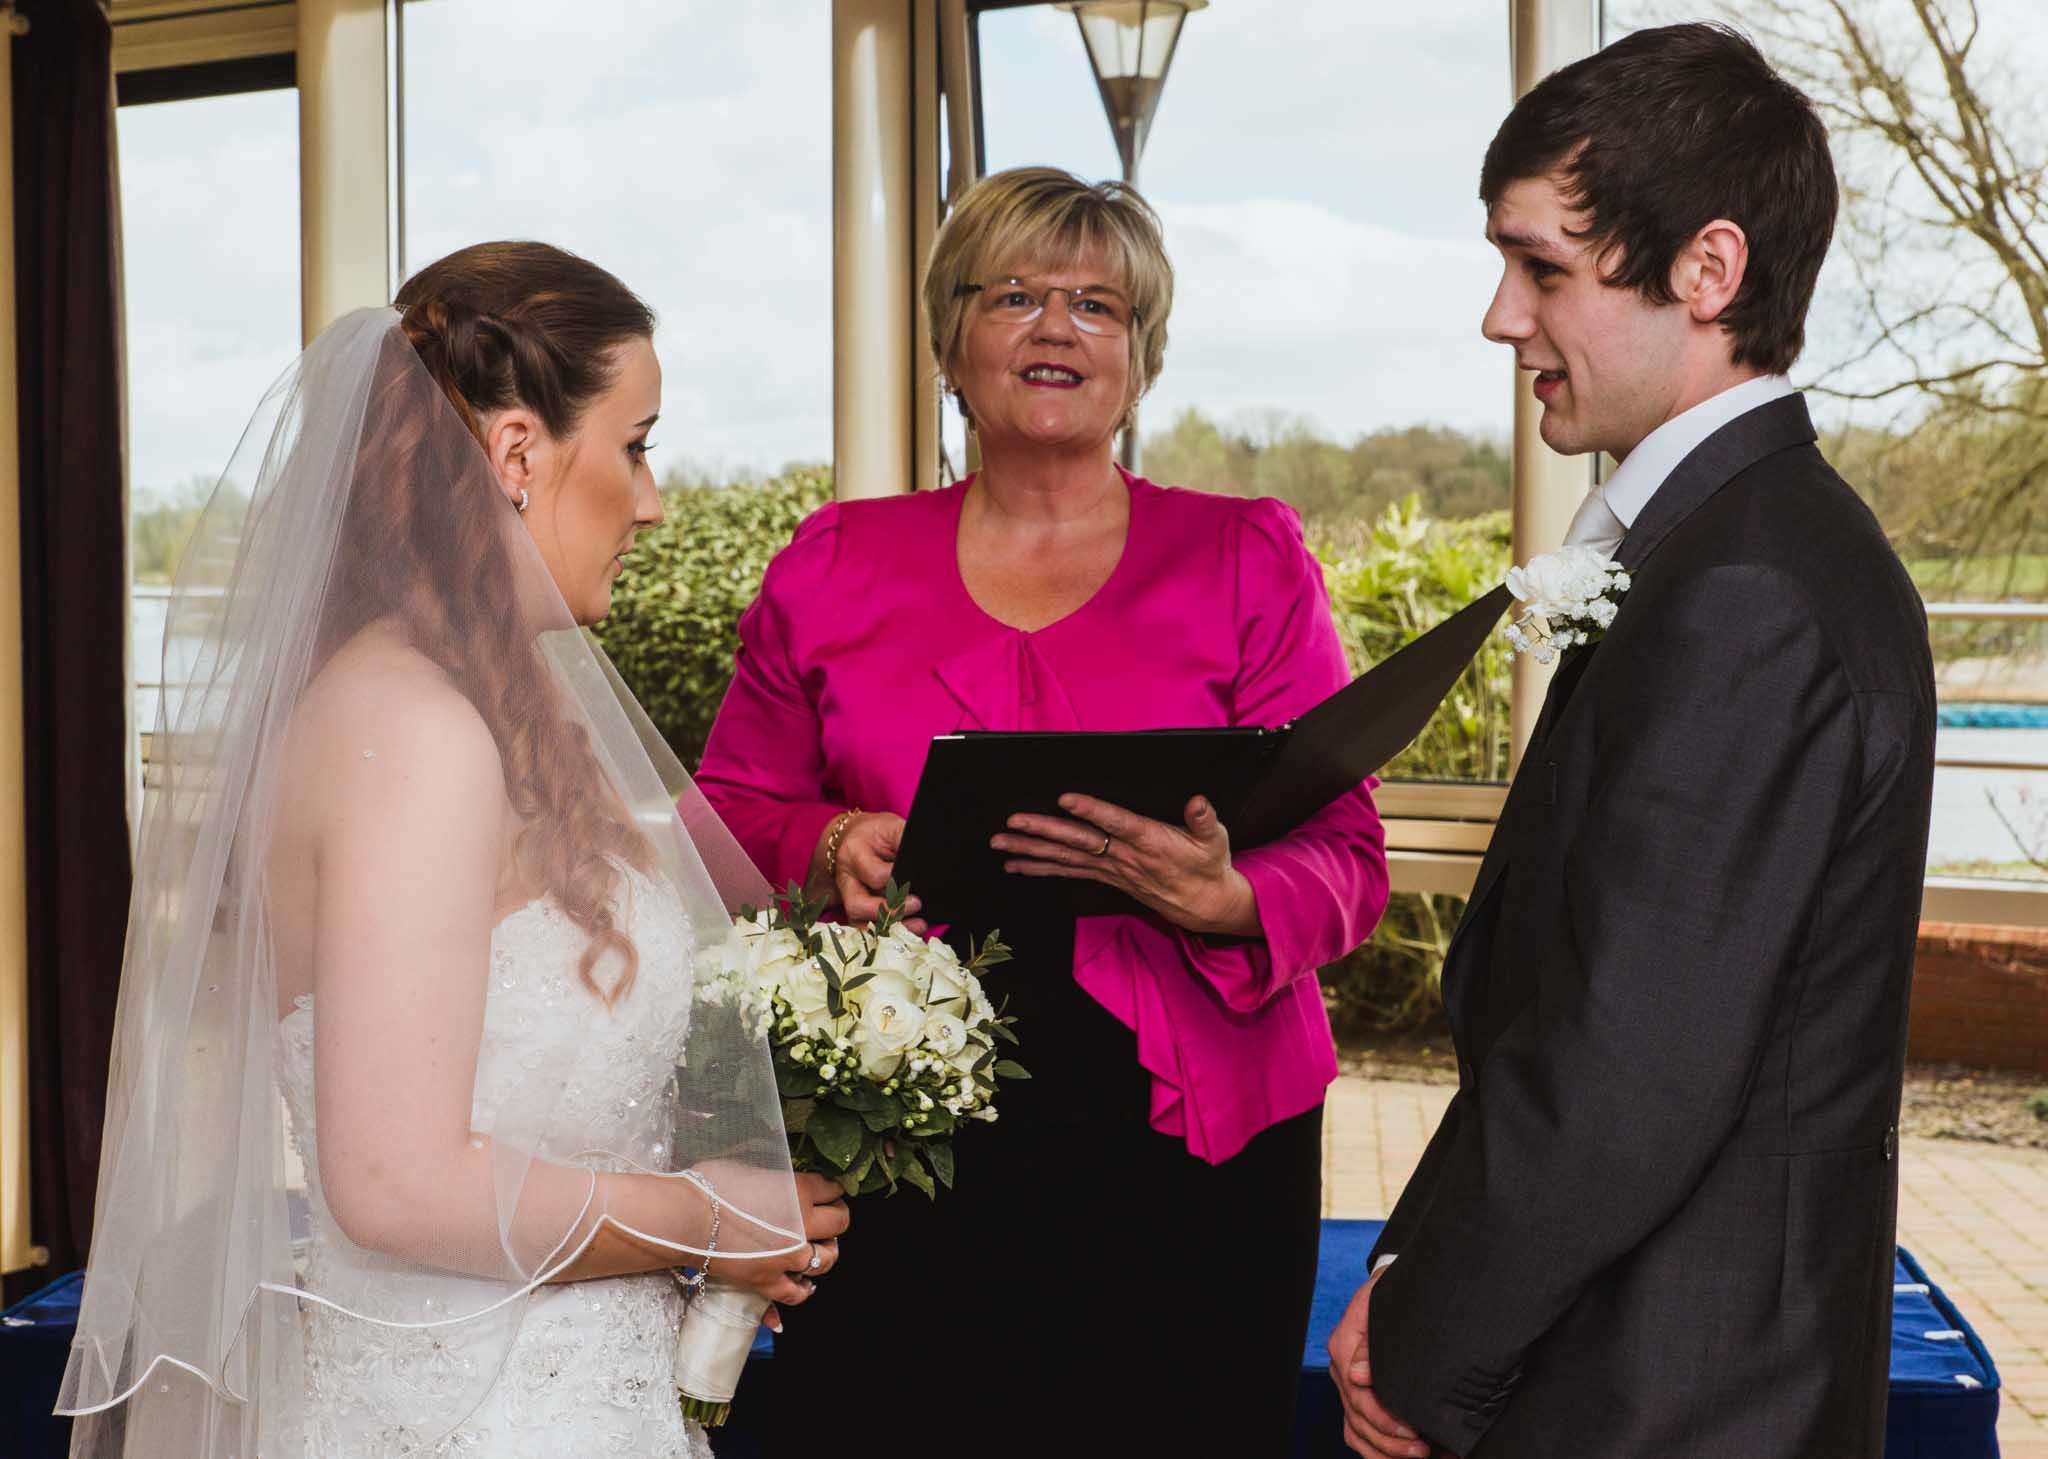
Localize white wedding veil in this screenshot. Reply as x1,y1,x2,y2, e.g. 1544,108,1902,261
56,306,803,1456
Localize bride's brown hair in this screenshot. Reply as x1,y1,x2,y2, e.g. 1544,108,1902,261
321,241,659,1003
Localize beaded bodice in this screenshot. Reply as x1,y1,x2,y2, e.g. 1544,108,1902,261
275,865,711,1457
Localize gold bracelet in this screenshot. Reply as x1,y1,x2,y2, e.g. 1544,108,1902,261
824,808,862,881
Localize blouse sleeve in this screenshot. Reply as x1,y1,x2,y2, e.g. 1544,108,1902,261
695,504,850,889
1174,498,1390,1013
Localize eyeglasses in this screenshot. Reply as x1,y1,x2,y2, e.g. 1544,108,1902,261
955,278,1141,337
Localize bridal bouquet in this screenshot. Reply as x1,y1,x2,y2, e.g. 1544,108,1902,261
672,881,1021,1426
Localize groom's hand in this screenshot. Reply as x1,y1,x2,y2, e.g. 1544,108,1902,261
1328,1269,1432,1459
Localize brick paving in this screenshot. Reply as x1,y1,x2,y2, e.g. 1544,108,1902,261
1323,1074,2048,1458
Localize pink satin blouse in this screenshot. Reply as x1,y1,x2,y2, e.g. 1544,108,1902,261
695,472,1389,1163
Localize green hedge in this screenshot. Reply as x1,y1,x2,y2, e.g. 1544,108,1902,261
600,477,1509,1039
592,467,832,769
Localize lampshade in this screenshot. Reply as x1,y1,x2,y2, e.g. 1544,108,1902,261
1054,0,1208,177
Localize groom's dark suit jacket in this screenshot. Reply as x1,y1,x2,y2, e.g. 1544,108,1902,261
1366,394,1936,1458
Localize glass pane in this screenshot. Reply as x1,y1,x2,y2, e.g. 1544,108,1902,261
400,1,832,484
116,87,302,743
974,3,1514,784
1606,3,2048,886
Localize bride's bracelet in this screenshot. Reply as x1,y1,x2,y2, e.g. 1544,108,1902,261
677,1169,721,1297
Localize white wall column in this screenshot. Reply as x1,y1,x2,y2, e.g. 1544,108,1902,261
833,0,917,499
1506,0,1599,766
0,1,35,1278
297,0,388,342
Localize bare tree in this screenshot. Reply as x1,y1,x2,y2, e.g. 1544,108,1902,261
1611,0,2048,567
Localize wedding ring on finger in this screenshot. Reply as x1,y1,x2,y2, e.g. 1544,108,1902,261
1092,834,1111,857
807,1245,823,1273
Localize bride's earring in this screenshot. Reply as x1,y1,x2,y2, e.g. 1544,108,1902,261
515,487,530,514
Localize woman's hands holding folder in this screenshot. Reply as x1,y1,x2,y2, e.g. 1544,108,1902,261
993,793,1263,938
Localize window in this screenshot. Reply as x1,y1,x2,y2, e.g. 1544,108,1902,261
971,2,1517,791
116,85,302,749
400,0,834,486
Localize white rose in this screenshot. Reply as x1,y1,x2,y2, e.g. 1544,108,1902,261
922,1011,969,1060
910,938,976,1008
946,1033,987,1079
748,928,810,998
1507,545,1614,618
850,985,926,1078
783,975,839,1039
866,934,920,991
848,967,920,1024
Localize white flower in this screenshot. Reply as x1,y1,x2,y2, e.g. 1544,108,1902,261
914,943,973,1011
1502,546,1631,661
850,983,927,1078
922,1011,969,1060
849,965,920,1017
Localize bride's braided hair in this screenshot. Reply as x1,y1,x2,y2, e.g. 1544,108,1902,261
325,241,660,1003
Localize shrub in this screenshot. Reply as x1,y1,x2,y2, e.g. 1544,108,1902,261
1321,495,1513,782
1313,497,1513,1037
593,467,832,768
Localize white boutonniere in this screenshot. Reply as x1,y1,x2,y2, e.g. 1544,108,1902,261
1502,545,1631,663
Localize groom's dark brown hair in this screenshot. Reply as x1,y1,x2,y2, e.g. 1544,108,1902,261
1480,22,1836,375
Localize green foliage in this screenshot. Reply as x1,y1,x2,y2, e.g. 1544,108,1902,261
593,466,833,768
1321,892,1464,1040
1143,407,1511,536
1320,496,1514,782
2030,1091,2048,1122
1308,495,1511,1037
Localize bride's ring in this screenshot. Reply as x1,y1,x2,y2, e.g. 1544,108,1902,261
1092,834,1111,857
807,1246,823,1273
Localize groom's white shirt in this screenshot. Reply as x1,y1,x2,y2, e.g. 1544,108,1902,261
1367,372,1795,1282
1601,372,1796,532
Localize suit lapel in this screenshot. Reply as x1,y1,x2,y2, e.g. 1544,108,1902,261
1616,392,1818,574
1441,395,1821,1043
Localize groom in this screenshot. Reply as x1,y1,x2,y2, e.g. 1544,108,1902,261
1329,23,1936,1459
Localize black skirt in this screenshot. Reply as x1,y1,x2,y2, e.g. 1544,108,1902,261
754,917,1324,1457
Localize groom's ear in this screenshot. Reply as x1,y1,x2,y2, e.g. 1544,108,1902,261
1674,218,1750,328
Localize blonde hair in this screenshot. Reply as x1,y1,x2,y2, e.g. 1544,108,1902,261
923,166,1173,432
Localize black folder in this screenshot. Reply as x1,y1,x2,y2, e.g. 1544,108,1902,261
893,584,1511,931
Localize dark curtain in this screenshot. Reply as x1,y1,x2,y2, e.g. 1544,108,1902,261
8,0,131,1298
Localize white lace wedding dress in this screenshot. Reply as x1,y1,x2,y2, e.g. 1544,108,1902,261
275,865,717,1458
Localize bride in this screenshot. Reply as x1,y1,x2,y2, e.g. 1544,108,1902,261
56,243,849,1457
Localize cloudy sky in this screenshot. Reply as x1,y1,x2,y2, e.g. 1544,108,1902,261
115,0,2048,501
117,0,1516,500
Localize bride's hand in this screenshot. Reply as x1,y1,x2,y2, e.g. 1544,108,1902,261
714,1172,850,1310
811,811,927,932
